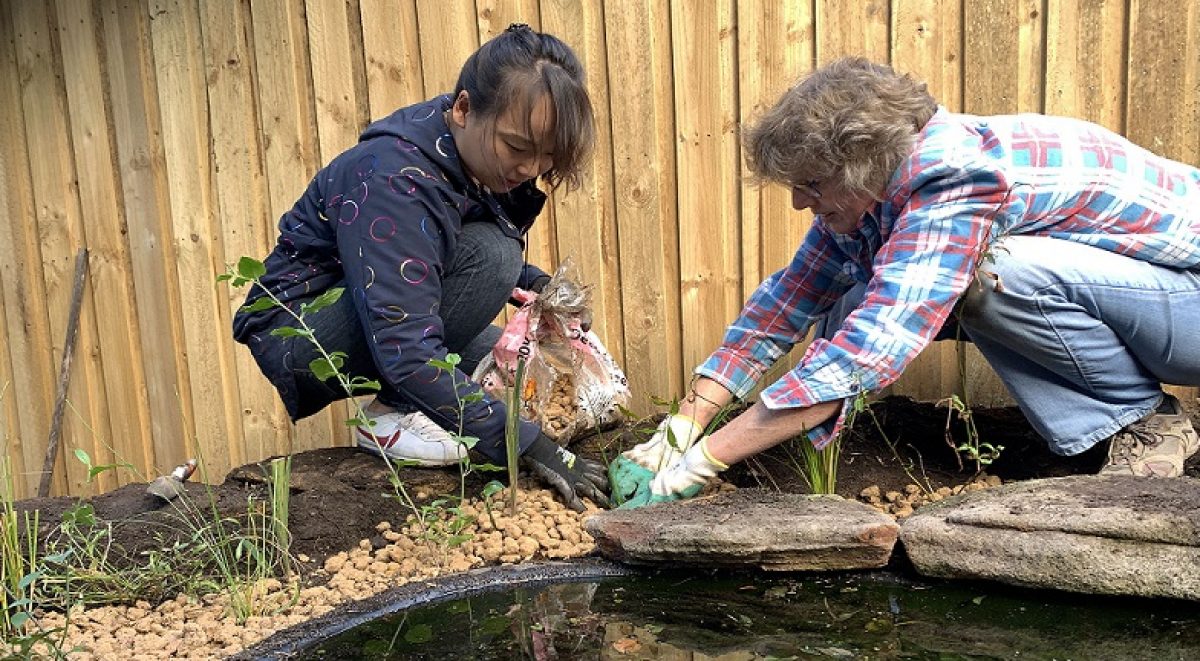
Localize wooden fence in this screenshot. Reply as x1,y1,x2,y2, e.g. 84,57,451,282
1,0,1197,499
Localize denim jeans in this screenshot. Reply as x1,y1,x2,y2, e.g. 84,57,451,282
819,236,1200,455
248,220,524,420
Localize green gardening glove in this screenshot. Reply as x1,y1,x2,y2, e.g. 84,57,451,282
619,438,728,509
608,414,704,506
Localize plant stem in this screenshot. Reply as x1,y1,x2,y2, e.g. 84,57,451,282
505,357,527,515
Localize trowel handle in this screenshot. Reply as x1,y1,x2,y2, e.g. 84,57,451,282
172,458,198,482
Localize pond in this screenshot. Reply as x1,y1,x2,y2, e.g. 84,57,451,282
297,570,1200,660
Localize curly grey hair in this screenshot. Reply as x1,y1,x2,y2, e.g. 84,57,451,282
743,57,937,198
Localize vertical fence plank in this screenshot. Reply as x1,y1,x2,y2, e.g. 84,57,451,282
306,0,371,161
57,0,154,490
476,0,540,35
13,0,114,495
888,0,965,403
0,296,17,495
148,0,241,480
306,0,381,443
0,1,53,497
671,0,743,373
735,0,814,394
961,0,1048,406
359,0,425,119
815,0,890,62
1044,0,1127,131
199,0,291,465
964,0,1047,115
737,1,814,297
101,0,191,476
540,0,625,362
1127,0,1200,163
892,0,963,111
605,0,682,412
415,0,479,95
249,0,341,452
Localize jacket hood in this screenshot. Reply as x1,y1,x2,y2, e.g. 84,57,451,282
358,94,547,231
360,95,469,188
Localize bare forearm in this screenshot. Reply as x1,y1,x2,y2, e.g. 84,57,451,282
705,399,841,466
676,376,735,429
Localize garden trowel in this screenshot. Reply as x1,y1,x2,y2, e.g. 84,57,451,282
146,459,198,501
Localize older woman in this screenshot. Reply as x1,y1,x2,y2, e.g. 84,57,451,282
614,57,1200,507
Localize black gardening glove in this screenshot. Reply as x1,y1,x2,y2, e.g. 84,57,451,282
529,273,553,294
522,434,611,512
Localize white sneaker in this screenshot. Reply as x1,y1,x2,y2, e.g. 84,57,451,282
355,410,465,466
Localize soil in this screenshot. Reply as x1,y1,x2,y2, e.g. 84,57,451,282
8,396,1200,658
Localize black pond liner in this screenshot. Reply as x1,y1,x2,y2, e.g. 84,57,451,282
232,558,639,660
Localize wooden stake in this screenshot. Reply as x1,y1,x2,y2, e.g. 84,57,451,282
38,248,89,497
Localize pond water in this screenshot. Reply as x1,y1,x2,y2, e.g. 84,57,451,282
300,571,1200,660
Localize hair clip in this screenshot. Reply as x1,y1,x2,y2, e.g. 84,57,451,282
506,22,532,33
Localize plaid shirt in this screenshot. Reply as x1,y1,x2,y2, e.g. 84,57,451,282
698,107,1200,447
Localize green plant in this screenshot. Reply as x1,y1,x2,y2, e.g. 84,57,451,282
938,393,1003,474
267,457,293,580
223,257,527,565
219,258,428,539
171,486,294,623
1,385,73,658
503,357,527,514
421,353,514,553
32,451,205,610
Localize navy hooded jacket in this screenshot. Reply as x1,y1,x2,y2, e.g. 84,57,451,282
233,95,550,462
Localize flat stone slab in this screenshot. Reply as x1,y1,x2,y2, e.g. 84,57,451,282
584,489,900,571
902,475,1200,600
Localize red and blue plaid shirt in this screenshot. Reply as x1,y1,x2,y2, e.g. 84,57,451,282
698,107,1200,447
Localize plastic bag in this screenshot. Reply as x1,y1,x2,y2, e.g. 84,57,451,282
473,259,630,445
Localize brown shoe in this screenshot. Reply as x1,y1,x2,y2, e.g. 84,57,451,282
1100,394,1199,478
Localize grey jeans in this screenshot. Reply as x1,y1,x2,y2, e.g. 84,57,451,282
250,221,523,420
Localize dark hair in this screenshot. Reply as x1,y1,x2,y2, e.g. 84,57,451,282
744,57,937,198
454,24,595,191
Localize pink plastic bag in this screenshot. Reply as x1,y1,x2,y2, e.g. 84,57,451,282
473,259,630,444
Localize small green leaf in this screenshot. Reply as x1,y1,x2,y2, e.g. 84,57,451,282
445,353,462,367
236,256,267,280
482,480,505,498
87,461,134,482
456,435,479,449
240,297,278,313
309,355,343,381
972,595,986,605
216,273,232,282
18,570,44,591
427,358,455,371
349,377,381,393
269,326,311,338
11,612,30,629
43,550,72,564
301,287,344,315
446,533,472,547
474,463,505,473
73,448,92,467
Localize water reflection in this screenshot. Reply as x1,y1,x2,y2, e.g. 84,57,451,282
303,572,1200,660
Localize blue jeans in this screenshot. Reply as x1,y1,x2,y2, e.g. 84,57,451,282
821,236,1200,455
248,221,523,420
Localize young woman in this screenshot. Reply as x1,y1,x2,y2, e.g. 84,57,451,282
234,24,608,511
